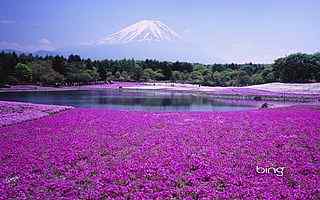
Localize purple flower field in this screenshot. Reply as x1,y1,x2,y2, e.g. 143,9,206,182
0,106,320,199
82,82,144,89
210,88,320,100
0,101,73,127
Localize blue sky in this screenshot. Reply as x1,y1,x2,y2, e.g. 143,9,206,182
0,0,319,63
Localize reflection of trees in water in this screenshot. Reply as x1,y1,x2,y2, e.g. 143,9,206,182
97,97,195,107
95,94,251,108
97,91,223,107
0,90,256,110
208,97,258,107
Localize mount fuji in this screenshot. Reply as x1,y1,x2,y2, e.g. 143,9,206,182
98,20,181,44
64,20,223,63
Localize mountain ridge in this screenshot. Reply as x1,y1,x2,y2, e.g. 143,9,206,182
97,20,181,45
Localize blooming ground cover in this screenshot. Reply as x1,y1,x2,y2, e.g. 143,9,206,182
82,82,144,89
0,82,143,92
0,101,72,127
211,87,320,99
0,106,319,199
247,82,320,94
133,83,320,102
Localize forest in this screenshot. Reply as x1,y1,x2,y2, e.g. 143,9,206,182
0,52,319,87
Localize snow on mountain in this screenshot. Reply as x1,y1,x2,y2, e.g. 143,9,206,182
98,20,181,44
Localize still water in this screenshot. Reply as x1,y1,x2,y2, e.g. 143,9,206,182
0,89,257,112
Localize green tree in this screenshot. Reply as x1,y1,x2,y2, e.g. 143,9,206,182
261,65,275,83
154,70,165,80
212,71,223,86
52,56,65,74
203,70,213,86
236,70,251,86
171,71,182,82
106,71,114,81
311,53,320,81
181,71,190,83
121,71,129,81
273,53,315,83
251,73,264,85
87,67,99,81
190,71,204,84
0,52,18,83
133,63,143,81
15,63,32,82
142,68,155,81
30,61,64,84
115,71,123,80
77,71,92,83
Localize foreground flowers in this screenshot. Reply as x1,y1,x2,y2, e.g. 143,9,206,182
0,106,319,199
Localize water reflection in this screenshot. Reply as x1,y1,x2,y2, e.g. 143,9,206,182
0,89,257,112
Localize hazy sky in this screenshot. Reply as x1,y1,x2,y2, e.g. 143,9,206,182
0,0,319,63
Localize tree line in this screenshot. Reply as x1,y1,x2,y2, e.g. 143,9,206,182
0,51,319,87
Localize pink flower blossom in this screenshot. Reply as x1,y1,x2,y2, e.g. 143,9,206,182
0,106,319,199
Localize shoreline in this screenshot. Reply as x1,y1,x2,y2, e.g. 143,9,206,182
2,82,320,94
0,82,142,93
1,82,319,103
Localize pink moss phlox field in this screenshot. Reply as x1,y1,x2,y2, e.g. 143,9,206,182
0,82,143,92
0,106,320,199
82,82,144,89
0,101,73,127
212,88,320,98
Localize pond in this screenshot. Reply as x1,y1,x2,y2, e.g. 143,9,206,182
0,89,258,112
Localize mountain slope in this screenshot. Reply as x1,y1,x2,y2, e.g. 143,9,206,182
98,20,181,44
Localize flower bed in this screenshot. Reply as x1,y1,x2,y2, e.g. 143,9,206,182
0,106,319,199
0,82,144,92
81,82,144,89
208,88,320,103
0,101,73,127
135,83,320,102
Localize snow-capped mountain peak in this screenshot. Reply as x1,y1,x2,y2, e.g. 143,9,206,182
98,20,181,44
